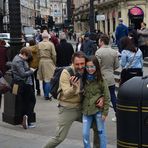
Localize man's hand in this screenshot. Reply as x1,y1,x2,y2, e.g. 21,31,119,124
69,76,79,87
96,97,104,108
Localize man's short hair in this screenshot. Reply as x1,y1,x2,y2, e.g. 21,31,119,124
99,34,110,45
71,51,86,63
20,47,32,57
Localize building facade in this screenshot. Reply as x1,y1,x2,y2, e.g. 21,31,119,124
74,0,148,36
49,0,67,25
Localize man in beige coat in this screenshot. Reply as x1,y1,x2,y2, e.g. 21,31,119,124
37,32,56,100
95,34,119,121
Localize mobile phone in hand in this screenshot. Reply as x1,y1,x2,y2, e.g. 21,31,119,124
74,73,82,81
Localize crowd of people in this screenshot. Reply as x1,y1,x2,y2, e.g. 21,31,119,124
0,18,147,147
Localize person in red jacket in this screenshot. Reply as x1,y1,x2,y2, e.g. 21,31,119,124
0,40,8,75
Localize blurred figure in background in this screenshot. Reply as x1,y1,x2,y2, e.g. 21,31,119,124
82,33,97,56
137,22,148,58
28,40,40,96
115,18,128,53
0,40,8,75
76,37,83,52
56,32,74,67
37,32,56,100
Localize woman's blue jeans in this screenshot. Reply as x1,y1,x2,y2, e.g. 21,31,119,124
83,112,107,148
43,81,51,97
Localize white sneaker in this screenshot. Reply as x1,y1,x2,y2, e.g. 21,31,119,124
112,117,116,122
28,123,36,128
22,115,28,129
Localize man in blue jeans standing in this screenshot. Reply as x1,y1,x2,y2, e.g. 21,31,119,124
95,34,119,122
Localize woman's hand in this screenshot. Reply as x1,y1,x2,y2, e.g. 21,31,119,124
102,115,107,121
96,97,104,108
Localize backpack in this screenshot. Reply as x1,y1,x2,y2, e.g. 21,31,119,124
50,66,74,99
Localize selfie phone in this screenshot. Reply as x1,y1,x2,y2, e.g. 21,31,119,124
74,73,81,81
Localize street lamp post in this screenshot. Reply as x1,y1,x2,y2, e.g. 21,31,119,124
8,0,23,61
0,0,4,33
89,0,95,32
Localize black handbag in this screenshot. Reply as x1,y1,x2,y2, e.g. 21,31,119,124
120,52,142,85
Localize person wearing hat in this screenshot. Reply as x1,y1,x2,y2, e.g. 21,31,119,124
37,32,56,100
115,18,129,53
56,32,74,67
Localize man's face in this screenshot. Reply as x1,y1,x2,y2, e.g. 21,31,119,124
73,57,86,74
98,39,103,47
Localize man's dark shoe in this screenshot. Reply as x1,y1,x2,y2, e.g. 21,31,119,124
44,96,52,101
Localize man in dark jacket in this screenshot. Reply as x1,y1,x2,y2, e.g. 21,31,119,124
115,18,128,53
82,32,97,56
56,32,74,67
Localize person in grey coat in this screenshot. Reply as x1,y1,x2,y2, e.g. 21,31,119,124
95,34,119,122
137,22,148,58
11,47,36,129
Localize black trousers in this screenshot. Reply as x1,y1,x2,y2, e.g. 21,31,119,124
31,69,40,94
16,81,36,124
140,45,148,59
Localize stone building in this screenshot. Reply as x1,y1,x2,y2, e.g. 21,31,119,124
74,0,148,35
49,0,67,25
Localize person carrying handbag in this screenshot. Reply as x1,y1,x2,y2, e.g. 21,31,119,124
120,37,143,85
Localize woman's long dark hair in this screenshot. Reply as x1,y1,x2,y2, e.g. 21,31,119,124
85,55,103,82
120,36,137,52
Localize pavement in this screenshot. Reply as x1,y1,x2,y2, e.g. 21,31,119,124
0,94,116,148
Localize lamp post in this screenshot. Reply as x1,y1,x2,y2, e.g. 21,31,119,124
8,0,23,61
0,0,4,33
89,0,95,32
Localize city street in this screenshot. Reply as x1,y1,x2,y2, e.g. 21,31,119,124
0,94,116,148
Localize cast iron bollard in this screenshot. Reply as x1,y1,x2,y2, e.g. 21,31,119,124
117,76,148,148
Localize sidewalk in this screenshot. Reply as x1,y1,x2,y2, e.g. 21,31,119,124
0,95,116,148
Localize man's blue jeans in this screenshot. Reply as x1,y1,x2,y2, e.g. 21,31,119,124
83,112,107,148
43,81,51,98
108,85,116,112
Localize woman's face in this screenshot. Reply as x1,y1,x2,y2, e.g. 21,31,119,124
86,61,96,74
79,37,82,43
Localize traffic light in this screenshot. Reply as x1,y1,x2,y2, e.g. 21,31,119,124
48,16,55,29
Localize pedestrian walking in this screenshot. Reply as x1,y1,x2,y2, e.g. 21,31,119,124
82,33,97,56
11,47,36,129
120,37,143,85
37,32,56,100
95,34,119,122
76,36,83,52
56,32,74,67
82,56,110,148
28,39,40,96
115,18,128,53
43,51,100,148
137,22,148,58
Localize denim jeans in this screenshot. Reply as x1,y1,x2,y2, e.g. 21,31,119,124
43,81,51,97
108,85,116,112
83,112,107,148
